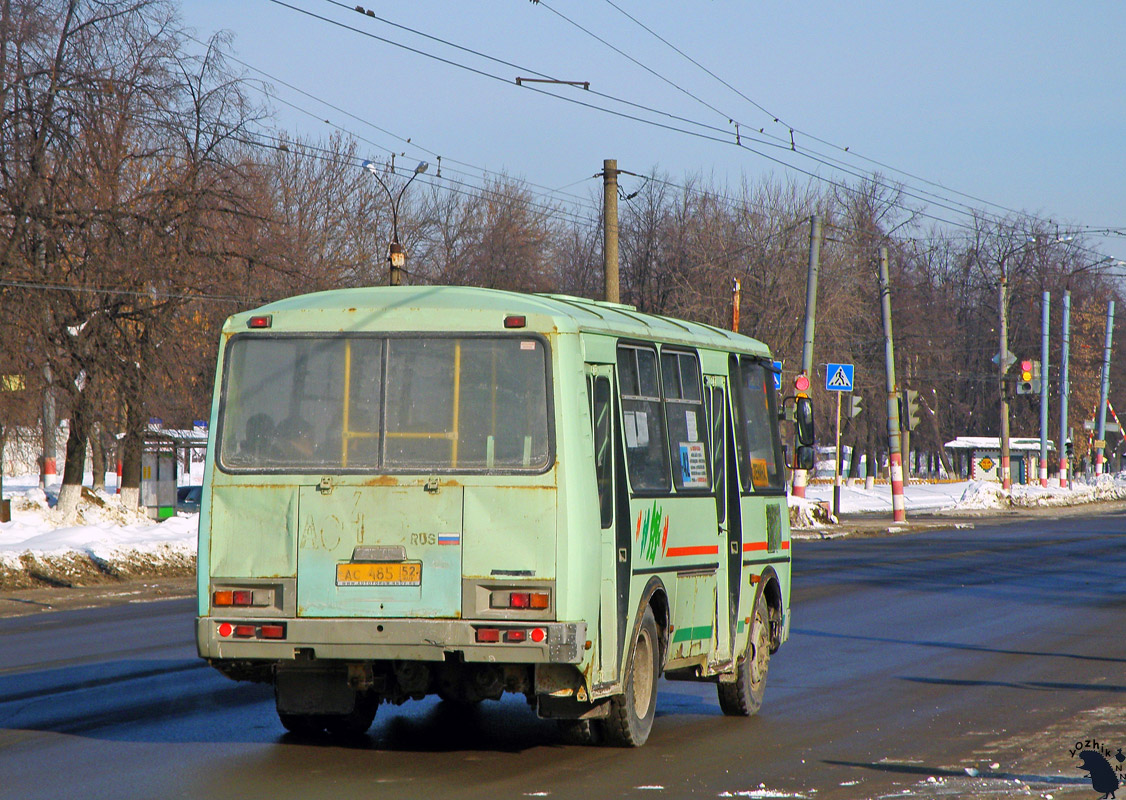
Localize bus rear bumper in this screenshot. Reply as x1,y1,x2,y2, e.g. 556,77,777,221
196,616,587,664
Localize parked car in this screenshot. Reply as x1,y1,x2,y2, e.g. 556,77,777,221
177,485,202,513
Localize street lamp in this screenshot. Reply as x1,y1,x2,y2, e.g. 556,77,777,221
361,159,429,286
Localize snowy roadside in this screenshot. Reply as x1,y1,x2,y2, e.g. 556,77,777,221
790,474,1126,529
0,475,196,590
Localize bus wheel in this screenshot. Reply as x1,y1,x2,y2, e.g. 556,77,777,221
603,606,659,747
323,695,378,737
557,718,601,746
277,712,326,736
718,593,770,716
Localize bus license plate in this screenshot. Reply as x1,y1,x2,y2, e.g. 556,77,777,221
336,561,422,587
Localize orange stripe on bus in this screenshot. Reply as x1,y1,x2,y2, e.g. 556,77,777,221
665,545,720,557
743,542,767,552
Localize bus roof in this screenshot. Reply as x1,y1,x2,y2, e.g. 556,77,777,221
242,285,772,356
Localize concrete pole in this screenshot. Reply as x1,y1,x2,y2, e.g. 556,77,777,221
1059,291,1071,488
1039,291,1050,486
732,278,741,332
791,214,822,499
879,247,906,523
999,262,1012,491
1095,300,1115,476
602,159,619,304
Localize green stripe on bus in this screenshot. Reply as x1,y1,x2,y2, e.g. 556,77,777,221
737,620,745,634
671,625,713,643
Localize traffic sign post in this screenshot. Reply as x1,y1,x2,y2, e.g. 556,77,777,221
825,363,855,518
825,363,854,392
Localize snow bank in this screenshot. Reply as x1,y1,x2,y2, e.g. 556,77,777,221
0,475,196,589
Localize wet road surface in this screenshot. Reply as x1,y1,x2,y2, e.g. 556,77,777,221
0,511,1123,799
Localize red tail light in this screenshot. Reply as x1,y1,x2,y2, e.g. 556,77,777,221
475,628,500,643
232,590,253,606
530,628,547,643
247,314,272,329
504,315,526,328
233,624,256,638
509,592,530,609
504,630,527,643
260,624,286,639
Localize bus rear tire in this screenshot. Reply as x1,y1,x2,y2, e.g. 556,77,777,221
602,606,659,747
323,695,378,736
718,593,770,717
278,712,326,736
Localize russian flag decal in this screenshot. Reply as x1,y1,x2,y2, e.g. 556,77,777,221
438,532,460,546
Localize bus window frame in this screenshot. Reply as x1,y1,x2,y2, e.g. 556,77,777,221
615,340,673,497
215,331,556,477
729,354,788,497
659,346,711,495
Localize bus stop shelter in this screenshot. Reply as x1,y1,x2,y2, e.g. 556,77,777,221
944,436,1052,484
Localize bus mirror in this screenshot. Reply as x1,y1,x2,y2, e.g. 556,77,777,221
795,396,814,446
795,445,815,472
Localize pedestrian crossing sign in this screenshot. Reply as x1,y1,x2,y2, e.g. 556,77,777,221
825,363,854,392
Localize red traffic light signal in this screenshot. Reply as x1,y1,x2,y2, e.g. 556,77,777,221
794,374,810,393
1019,360,1033,381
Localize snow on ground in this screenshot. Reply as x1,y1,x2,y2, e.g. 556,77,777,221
0,474,196,588
794,473,1126,520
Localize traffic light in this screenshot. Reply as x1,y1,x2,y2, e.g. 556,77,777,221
901,389,920,430
847,394,863,418
1016,359,1040,394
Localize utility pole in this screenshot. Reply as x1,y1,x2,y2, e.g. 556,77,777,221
998,259,1012,491
792,214,822,499
1095,300,1115,476
1059,291,1071,487
1039,291,1050,487
602,159,619,304
731,278,741,332
878,247,906,523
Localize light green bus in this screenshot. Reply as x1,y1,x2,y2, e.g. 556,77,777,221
196,286,806,746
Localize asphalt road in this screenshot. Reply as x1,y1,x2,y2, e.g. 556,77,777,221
1,511,1123,800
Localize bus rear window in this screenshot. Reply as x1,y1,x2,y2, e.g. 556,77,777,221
219,335,551,473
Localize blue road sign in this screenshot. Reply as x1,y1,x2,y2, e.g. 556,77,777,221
825,363,855,392
772,361,782,391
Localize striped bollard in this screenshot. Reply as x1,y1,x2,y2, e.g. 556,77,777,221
1059,458,1068,488
889,452,906,522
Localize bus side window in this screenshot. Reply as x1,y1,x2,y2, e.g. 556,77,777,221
660,350,709,492
617,345,671,492
736,357,786,491
591,376,614,528
728,355,752,488
710,386,726,523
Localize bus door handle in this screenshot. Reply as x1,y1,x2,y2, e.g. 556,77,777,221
618,548,628,563
730,541,740,555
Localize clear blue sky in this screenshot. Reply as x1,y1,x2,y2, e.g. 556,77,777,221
179,0,1126,257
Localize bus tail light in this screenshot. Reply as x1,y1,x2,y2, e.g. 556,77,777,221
247,314,272,329
504,630,527,643
491,590,550,610
233,624,256,638
530,628,547,643
503,315,526,328
260,624,286,640
528,592,550,609
213,589,254,607
475,628,501,643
